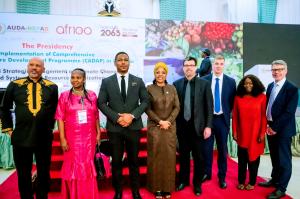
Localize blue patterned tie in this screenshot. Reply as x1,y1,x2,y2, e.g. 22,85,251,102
214,78,220,113
267,83,278,121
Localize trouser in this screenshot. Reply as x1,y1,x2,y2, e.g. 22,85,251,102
237,146,260,185
203,114,229,180
13,143,52,199
268,134,292,192
108,129,141,193
177,119,205,187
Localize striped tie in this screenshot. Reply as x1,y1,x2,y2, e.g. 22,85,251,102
266,83,278,121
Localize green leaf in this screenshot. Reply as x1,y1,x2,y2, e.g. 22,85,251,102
174,37,190,56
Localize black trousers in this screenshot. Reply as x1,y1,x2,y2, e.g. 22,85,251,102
237,146,260,185
108,129,141,193
177,119,205,187
13,143,52,199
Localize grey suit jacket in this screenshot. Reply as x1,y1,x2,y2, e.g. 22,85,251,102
98,73,149,132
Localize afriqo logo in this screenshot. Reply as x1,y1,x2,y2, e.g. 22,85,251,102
0,23,5,34
56,24,93,35
4,24,48,33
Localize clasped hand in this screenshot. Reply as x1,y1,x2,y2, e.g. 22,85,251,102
117,113,134,127
158,120,171,130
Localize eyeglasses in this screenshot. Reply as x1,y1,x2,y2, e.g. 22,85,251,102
271,68,285,72
183,65,196,67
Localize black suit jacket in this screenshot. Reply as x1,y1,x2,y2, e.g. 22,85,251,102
173,77,213,137
98,73,149,132
202,74,236,128
267,80,298,138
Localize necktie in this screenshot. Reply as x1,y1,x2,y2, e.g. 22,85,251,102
267,83,278,121
184,81,191,121
121,75,126,102
214,78,221,113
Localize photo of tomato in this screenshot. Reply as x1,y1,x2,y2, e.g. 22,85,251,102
145,19,243,82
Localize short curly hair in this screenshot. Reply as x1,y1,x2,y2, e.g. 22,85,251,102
236,74,265,97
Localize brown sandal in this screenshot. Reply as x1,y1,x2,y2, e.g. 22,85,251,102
237,184,245,190
245,184,254,190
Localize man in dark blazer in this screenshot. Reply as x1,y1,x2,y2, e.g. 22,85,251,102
1,57,58,199
196,48,212,77
258,60,298,199
201,54,236,189
173,56,213,196
98,52,149,199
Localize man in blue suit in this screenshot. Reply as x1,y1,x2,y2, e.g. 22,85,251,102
202,54,236,189
258,60,298,199
98,52,149,199
196,48,212,77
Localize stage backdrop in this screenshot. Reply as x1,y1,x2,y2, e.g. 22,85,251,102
1,13,299,159
0,13,145,94
0,13,243,89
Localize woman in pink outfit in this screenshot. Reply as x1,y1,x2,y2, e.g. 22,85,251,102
55,68,101,199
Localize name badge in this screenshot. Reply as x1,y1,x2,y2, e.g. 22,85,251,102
77,110,87,124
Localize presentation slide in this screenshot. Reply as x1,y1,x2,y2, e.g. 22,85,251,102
0,13,145,94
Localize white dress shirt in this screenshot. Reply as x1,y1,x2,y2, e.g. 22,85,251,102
267,77,286,121
272,77,286,100
116,72,129,95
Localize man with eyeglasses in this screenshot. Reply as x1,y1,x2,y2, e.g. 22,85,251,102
173,56,213,196
258,60,298,199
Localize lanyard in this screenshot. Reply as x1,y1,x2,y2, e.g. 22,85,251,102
80,96,84,110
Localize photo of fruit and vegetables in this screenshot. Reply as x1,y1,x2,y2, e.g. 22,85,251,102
144,19,243,83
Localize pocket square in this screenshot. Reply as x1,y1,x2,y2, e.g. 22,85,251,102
131,82,137,86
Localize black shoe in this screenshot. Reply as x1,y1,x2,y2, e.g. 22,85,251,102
258,179,277,188
132,190,142,199
202,174,211,182
113,191,122,199
193,185,202,196
267,190,286,199
176,183,187,191
219,180,227,189
154,191,163,199
163,192,171,199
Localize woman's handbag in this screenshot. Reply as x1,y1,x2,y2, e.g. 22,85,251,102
32,170,37,193
94,144,106,180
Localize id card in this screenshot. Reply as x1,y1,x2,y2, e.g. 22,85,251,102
77,110,87,124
